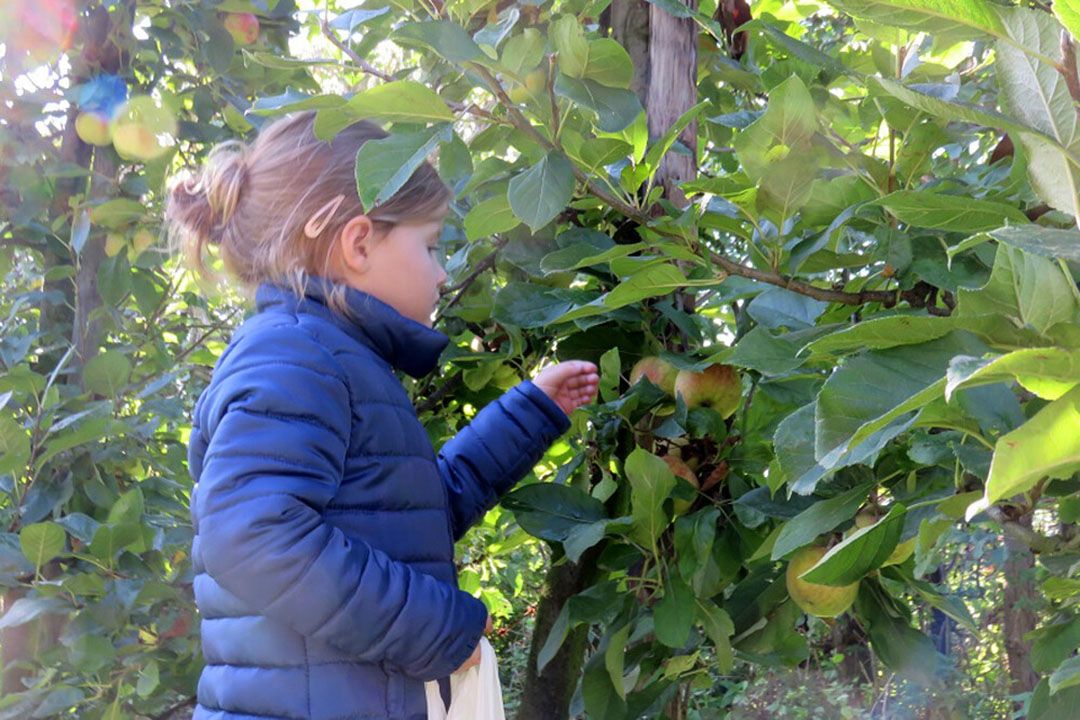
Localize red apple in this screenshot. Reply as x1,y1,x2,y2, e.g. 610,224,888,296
629,356,678,395
674,364,742,418
223,12,260,46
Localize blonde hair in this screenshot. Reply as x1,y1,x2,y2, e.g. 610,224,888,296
165,111,452,316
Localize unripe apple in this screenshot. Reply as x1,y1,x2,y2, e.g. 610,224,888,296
111,96,177,161
223,12,260,46
629,356,678,395
105,232,127,258
75,112,111,146
674,364,742,418
853,510,878,529
128,228,155,260
786,545,860,618
663,455,699,516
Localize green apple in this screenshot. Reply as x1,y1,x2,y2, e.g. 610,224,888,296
223,12,260,46
111,96,177,161
674,364,742,418
104,232,127,258
786,545,860,618
75,112,111,146
629,356,678,395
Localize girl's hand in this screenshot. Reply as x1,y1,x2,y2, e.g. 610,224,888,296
454,614,494,674
533,361,600,416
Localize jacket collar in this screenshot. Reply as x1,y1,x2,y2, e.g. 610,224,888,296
254,276,449,378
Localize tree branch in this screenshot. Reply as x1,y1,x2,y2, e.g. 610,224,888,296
434,236,509,323
320,15,394,82
468,63,952,313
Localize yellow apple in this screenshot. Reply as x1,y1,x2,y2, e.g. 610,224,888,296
786,545,860,618
110,96,177,161
105,232,127,258
75,112,111,146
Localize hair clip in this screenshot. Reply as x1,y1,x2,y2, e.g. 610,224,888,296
304,193,346,238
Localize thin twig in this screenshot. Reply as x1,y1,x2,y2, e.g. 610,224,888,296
320,15,394,82
434,236,509,323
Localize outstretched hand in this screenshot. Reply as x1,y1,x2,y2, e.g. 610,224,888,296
532,360,600,416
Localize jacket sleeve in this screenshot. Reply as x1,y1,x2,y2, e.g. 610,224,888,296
193,325,487,680
436,380,571,540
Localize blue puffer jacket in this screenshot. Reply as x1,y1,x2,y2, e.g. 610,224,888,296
187,276,570,720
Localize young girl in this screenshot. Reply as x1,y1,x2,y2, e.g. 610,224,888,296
166,111,599,720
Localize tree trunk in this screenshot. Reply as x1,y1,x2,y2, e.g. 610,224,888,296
646,0,698,208
515,550,599,720
1002,510,1040,697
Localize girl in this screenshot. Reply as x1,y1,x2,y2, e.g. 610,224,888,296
166,111,599,720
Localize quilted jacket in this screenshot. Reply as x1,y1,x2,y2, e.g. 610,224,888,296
187,276,571,719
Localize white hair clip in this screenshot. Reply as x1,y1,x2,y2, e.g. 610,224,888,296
304,193,346,238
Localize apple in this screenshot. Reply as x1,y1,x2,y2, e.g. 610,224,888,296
674,364,741,418
663,455,699,516
75,112,111,146
111,96,177,161
785,545,860,618
105,232,127,258
629,356,678,395
223,12,260,46
853,510,878,529
128,228,155,260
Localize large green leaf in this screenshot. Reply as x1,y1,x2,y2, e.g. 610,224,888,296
995,8,1080,219
625,448,677,548
82,350,131,397
463,193,520,241
550,15,589,78
316,81,455,139
0,416,30,476
872,191,1028,233
957,246,1079,336
553,74,643,133
971,384,1080,514
19,522,66,570
507,152,576,231
502,483,607,542
734,74,818,182
654,574,694,648
393,20,484,63
946,348,1080,402
771,483,873,560
800,505,905,586
354,124,452,211
986,226,1080,264
1056,1,1080,44
805,316,958,357
815,332,987,468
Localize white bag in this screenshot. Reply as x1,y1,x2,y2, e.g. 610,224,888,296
425,638,505,720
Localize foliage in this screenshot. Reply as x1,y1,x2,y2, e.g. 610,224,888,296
3,0,1080,718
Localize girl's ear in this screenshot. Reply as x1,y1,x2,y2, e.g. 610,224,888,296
336,214,376,275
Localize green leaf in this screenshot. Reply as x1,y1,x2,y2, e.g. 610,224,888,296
805,316,957,357
946,348,1080,402
986,226,1080,264
106,488,145,526
642,101,710,180
337,81,455,130
856,581,945,686
771,483,873,560
654,574,694,648
0,596,67,630
354,124,452,211
251,88,346,115
734,74,818,182
89,199,144,229
329,6,391,33
502,483,607,542
136,660,160,698
507,152,575,232
583,39,634,88
957,246,1079,336
995,8,1080,219
816,332,987,468
773,404,830,495
1030,617,1080,674
604,624,630,699
971,384,1080,514
828,0,1008,48
625,447,677,547
393,20,483,63
1031,679,1080,719
599,347,620,403
19,522,66,569
463,193,520,241
82,350,131,397
695,600,734,672
0,416,30,476
551,15,589,78
1056,1,1080,43
872,191,1028,233
499,28,545,77
801,505,905,586
553,74,643,133
492,282,580,328
1050,656,1080,696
